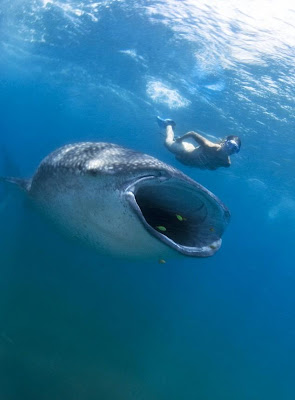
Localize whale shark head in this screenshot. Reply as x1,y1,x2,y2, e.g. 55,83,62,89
26,142,230,259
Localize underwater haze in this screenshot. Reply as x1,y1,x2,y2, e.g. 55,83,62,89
1,0,295,399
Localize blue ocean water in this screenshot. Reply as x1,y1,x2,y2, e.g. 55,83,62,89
0,1,295,399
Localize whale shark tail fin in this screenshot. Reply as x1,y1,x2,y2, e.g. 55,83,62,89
0,144,31,192
0,176,30,191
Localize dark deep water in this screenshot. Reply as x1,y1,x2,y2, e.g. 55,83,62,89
1,1,295,399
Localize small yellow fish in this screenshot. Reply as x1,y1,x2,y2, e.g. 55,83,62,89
156,225,167,232
158,259,166,264
209,227,215,232
176,214,186,221
209,244,217,250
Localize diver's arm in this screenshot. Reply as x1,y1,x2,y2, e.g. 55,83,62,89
175,131,217,148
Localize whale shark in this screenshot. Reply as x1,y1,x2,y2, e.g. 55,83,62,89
1,142,230,260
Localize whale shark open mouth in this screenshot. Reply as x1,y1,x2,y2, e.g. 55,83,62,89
125,175,230,257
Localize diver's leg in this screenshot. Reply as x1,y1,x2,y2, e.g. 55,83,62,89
157,116,180,154
164,125,177,149
164,125,192,155
156,117,195,155
173,132,198,153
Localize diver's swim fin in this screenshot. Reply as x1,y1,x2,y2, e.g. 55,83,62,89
156,116,176,129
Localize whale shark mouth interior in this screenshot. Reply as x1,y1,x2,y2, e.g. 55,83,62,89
126,176,226,257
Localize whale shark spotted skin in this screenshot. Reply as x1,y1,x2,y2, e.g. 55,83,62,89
2,142,230,259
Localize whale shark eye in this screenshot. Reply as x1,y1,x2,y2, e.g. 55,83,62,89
88,169,98,176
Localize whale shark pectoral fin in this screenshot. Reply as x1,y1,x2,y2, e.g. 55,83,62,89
0,176,31,192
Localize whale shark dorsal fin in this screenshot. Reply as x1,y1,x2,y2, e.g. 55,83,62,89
0,176,31,192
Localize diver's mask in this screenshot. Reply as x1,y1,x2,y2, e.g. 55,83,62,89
223,139,240,155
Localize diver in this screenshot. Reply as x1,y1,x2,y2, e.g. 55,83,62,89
157,117,241,170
